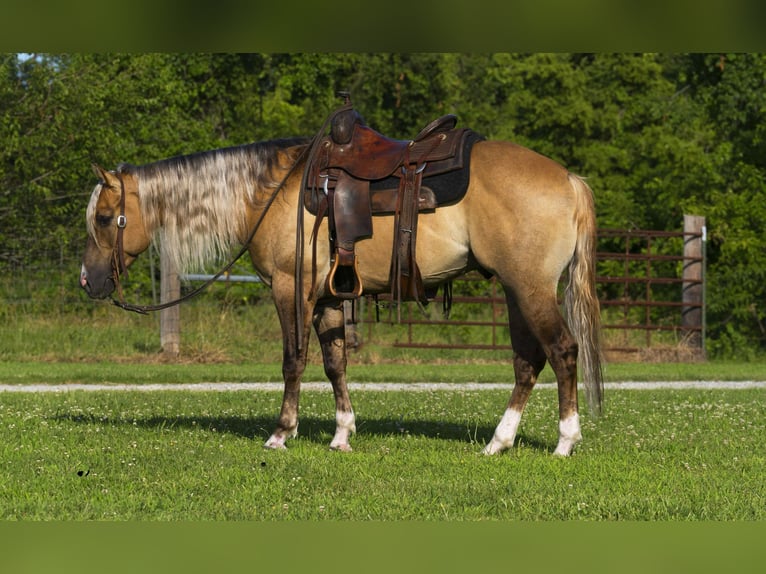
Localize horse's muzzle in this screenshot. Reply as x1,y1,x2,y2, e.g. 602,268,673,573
80,265,115,299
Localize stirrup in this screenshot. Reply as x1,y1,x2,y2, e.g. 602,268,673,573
327,252,363,299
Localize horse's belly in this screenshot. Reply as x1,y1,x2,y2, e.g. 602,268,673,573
353,207,471,292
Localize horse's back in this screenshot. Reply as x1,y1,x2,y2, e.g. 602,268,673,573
468,139,574,205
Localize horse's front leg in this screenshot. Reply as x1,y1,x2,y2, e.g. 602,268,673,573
313,300,356,451
264,275,314,450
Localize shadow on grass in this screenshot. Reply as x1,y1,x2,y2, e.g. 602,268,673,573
51,412,554,453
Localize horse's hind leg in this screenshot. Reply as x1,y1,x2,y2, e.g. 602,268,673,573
483,292,547,455
527,296,582,456
484,289,582,456
549,321,582,456
313,301,356,451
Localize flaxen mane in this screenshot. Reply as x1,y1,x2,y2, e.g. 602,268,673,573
106,138,306,273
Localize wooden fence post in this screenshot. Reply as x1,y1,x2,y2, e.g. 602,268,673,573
682,215,706,357
160,247,180,357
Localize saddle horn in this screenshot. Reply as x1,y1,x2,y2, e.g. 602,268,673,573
331,90,364,145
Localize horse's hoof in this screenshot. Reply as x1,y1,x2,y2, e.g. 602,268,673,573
263,435,288,450
482,439,509,455
329,443,353,452
553,440,578,456
552,444,575,457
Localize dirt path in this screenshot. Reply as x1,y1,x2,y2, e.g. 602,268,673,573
1,381,764,393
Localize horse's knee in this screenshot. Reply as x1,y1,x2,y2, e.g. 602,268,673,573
321,341,347,379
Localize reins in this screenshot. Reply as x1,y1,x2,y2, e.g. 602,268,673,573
109,145,310,315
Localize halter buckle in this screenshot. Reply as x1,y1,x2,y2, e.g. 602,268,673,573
117,215,127,228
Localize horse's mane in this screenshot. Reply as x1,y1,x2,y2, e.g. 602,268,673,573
120,137,309,274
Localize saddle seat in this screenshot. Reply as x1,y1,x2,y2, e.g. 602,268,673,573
302,95,479,307
325,114,458,182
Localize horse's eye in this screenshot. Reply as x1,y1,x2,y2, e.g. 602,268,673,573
96,214,113,227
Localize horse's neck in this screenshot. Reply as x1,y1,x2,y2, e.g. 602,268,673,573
141,169,248,273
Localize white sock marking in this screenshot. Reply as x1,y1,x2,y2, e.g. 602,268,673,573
553,412,582,456
483,408,522,455
264,423,298,450
329,409,356,451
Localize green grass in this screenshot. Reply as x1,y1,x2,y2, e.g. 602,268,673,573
0,387,763,520
2,288,765,521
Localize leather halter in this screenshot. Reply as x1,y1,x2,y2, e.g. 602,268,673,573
109,172,130,305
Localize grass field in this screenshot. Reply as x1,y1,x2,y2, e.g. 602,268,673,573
2,295,765,522
0,384,763,520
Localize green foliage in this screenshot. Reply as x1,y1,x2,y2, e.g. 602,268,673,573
1,53,765,356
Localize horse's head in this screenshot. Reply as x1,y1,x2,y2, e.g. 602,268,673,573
80,164,151,299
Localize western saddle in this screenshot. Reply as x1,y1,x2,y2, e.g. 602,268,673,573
302,92,480,309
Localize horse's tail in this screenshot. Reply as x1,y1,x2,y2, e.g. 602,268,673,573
565,173,604,416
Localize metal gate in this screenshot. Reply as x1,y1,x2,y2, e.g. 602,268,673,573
356,215,706,358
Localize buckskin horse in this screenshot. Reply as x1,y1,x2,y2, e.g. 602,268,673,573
80,109,603,457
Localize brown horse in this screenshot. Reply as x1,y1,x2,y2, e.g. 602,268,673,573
80,136,603,456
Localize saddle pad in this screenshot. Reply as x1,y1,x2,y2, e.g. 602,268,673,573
369,129,484,208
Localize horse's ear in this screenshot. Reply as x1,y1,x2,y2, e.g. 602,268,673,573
92,163,107,180
91,163,120,190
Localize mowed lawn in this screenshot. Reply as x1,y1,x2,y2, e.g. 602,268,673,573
0,383,763,520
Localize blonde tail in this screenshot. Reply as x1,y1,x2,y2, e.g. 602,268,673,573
565,174,604,415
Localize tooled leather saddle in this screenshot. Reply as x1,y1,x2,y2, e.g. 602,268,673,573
302,92,483,307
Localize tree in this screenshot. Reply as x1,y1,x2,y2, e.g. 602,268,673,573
1,52,764,356
675,54,766,356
